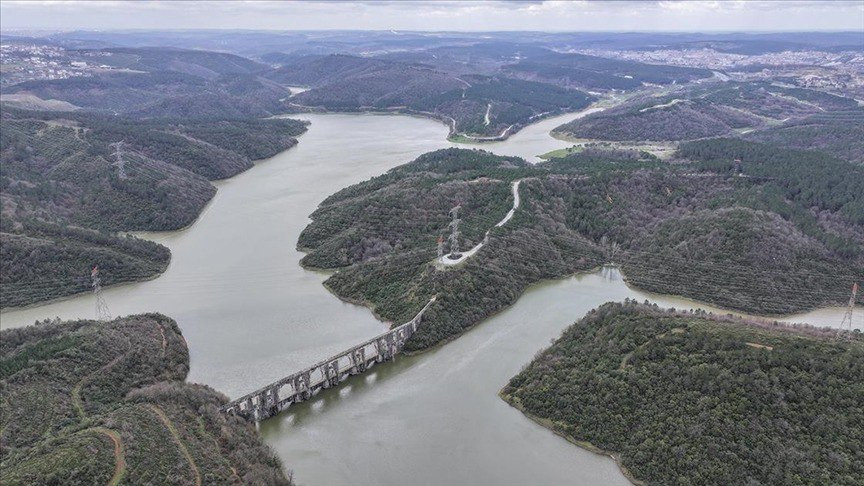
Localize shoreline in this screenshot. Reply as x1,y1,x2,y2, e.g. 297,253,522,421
283,103,605,144
495,305,864,486
0,263,168,318
306,254,860,358
499,390,644,486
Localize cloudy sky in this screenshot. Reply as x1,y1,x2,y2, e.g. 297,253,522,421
2,1,863,33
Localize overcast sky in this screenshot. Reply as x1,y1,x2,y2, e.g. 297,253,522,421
1,1,863,33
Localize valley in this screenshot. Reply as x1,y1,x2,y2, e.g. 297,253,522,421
2,109,860,485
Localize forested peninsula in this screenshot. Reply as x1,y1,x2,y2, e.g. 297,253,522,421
299,144,863,351
501,301,864,486
0,314,294,485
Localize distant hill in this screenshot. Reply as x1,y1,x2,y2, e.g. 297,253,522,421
554,82,859,142
502,50,712,91
94,47,268,80
0,314,293,485
40,31,862,59
374,42,557,76
6,71,291,119
4,47,290,119
271,54,594,138
268,54,406,87
374,43,713,91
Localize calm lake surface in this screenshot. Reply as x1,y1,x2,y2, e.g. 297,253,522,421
1,110,860,486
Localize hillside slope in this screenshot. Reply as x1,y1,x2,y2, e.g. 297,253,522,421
0,314,293,485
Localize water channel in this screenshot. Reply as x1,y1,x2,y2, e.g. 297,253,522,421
1,109,860,486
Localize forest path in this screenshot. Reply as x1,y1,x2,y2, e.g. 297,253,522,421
148,404,202,486
93,427,127,486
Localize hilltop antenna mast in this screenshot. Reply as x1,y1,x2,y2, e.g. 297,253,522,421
838,282,859,337
91,265,112,321
111,141,128,180
447,205,462,259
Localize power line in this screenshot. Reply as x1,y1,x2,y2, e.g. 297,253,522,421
91,265,112,321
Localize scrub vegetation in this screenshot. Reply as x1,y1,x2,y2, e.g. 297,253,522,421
0,314,293,485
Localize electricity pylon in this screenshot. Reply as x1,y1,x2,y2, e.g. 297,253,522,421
838,282,858,337
111,141,128,180
91,265,112,321
448,205,461,258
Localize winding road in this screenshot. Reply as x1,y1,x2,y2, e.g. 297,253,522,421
438,179,522,266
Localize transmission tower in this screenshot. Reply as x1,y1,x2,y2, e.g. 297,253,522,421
437,235,444,259
447,205,462,259
111,141,128,180
733,158,743,176
838,282,859,337
91,265,112,321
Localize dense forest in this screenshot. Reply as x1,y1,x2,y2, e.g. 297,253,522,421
554,82,859,142
502,302,864,486
0,108,307,308
0,314,293,485
299,144,863,350
744,110,864,165
0,222,170,308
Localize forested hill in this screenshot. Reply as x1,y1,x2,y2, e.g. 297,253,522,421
298,145,863,351
272,54,595,138
0,109,308,308
371,43,713,90
267,54,412,87
0,314,293,485
502,302,864,486
94,47,268,80
743,109,864,165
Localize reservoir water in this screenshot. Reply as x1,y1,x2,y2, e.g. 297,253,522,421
1,110,861,486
